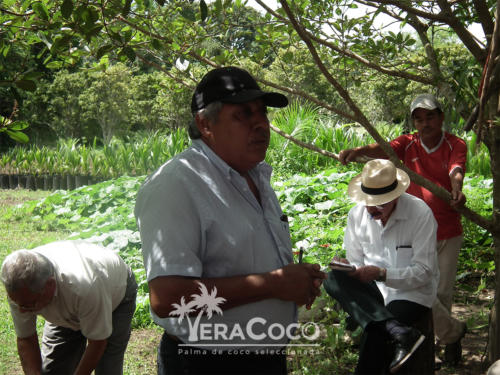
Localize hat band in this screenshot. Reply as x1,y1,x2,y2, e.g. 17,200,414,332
361,179,398,195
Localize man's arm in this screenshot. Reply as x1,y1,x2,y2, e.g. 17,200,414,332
449,168,466,208
17,334,42,375
73,339,107,375
338,143,387,165
149,263,326,317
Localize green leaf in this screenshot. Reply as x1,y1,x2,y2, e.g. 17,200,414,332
123,0,132,16
9,121,29,131
32,1,50,20
180,7,196,22
121,46,136,61
151,39,163,51
14,79,37,91
61,0,74,19
96,44,113,59
200,0,208,22
6,129,29,143
21,71,44,80
46,60,63,69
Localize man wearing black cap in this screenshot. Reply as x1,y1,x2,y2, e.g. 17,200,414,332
135,67,326,375
338,94,468,365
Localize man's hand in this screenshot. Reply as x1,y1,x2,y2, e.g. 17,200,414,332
271,263,327,309
338,148,359,165
349,265,382,283
74,339,107,375
450,189,466,209
450,168,466,210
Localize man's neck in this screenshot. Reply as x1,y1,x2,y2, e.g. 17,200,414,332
420,131,443,150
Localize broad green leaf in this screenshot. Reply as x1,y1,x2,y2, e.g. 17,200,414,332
32,2,50,20
46,60,63,69
8,121,29,131
6,129,29,143
14,79,37,91
200,0,208,22
61,0,74,19
121,46,136,61
180,7,196,22
123,0,132,16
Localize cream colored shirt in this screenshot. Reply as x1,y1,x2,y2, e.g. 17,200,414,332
9,240,129,340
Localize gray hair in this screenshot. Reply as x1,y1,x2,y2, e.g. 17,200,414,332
188,101,224,139
1,250,54,294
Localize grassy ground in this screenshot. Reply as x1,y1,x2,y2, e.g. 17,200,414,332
0,189,163,375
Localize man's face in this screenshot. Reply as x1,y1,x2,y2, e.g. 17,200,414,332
8,279,54,313
412,108,444,147
366,198,398,224
198,99,270,174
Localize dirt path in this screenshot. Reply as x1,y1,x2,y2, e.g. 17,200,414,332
436,288,493,375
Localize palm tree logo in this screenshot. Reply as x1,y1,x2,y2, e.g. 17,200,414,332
169,281,226,342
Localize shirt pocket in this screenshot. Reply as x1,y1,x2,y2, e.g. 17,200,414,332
395,246,413,268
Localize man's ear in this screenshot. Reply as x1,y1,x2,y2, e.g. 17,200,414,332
195,114,212,139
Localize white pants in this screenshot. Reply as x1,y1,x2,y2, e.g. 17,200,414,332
432,235,465,344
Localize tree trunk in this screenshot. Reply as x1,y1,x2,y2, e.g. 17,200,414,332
487,94,500,363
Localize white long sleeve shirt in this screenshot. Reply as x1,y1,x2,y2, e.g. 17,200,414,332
344,193,439,308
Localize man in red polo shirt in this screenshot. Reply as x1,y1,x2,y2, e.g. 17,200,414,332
338,93,467,366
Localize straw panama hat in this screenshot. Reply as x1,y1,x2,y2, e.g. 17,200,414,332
348,159,410,206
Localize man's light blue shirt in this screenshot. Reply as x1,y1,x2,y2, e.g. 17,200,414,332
135,139,296,349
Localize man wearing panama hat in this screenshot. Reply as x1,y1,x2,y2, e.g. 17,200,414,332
324,159,439,374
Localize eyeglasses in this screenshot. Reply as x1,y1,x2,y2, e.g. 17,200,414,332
9,297,43,312
8,287,47,312
367,201,392,210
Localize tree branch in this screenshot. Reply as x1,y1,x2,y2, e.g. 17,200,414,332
270,123,340,160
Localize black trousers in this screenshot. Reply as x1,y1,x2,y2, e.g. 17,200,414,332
157,332,288,375
324,270,429,374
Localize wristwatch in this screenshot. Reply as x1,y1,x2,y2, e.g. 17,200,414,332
377,267,387,282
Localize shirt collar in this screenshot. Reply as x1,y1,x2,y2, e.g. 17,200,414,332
419,132,444,154
192,139,272,181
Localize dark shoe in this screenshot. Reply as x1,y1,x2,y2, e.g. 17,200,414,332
389,328,425,373
444,340,462,366
434,357,442,370
444,323,467,366
346,316,359,331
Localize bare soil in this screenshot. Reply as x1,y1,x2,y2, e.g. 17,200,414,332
435,288,493,375
125,288,494,374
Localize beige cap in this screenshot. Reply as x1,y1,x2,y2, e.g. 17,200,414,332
410,94,442,114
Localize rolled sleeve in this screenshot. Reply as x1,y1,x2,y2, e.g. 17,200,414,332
8,299,37,338
135,164,204,282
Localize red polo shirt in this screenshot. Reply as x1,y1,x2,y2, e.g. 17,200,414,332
390,132,467,240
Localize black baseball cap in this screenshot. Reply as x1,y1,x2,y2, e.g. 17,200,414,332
191,66,288,113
